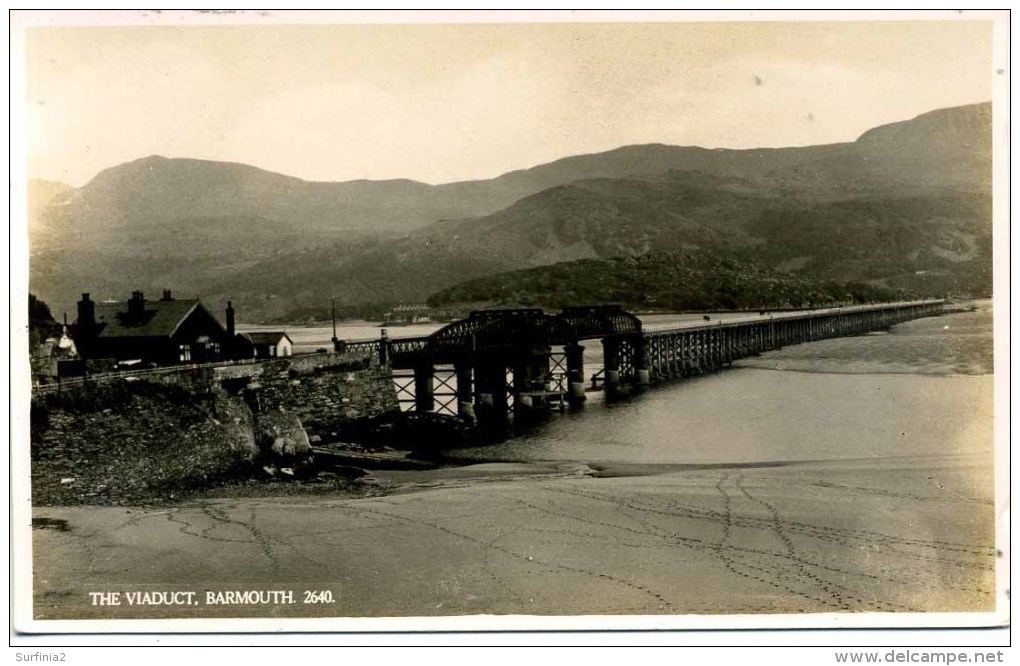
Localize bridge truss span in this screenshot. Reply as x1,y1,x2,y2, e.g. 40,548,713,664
638,300,946,382
343,300,946,429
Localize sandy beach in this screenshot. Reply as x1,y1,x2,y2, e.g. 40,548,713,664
32,450,997,620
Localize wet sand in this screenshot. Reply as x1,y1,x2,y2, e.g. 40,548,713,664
32,451,998,620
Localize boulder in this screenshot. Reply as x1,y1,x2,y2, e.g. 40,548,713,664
255,407,313,461
215,392,259,460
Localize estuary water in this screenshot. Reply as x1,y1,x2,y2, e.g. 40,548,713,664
242,304,994,467
455,304,995,466
235,321,442,353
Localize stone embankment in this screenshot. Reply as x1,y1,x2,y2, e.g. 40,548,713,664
224,351,397,445
30,351,400,505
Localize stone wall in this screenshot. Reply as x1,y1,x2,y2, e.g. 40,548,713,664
231,353,398,444
30,351,401,503
30,380,259,505
36,350,401,437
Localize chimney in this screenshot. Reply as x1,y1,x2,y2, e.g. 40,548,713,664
225,301,235,337
76,293,95,332
128,290,146,318
161,289,173,301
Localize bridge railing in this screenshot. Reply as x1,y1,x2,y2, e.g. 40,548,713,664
31,356,267,394
640,300,946,338
31,342,390,395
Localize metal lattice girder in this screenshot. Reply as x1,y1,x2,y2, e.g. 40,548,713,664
433,369,457,396
559,304,642,339
391,371,418,411
548,351,568,392
434,399,458,416
648,337,661,378
505,366,516,414
429,367,459,416
350,341,379,353
428,309,575,362
393,373,416,399
434,394,458,416
418,305,648,367
617,338,635,378
389,339,428,354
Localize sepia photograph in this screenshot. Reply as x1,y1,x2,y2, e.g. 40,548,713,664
11,9,1009,636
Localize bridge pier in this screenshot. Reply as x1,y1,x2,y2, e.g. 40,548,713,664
455,359,475,421
414,362,434,412
565,342,586,407
475,356,509,428
603,337,621,397
634,337,650,387
513,344,553,416
598,335,651,396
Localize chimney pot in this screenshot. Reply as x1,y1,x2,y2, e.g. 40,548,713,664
77,293,96,333
128,290,146,317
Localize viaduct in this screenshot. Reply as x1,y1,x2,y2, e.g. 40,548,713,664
338,300,946,429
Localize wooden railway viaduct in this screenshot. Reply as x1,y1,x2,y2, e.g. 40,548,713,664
337,300,946,429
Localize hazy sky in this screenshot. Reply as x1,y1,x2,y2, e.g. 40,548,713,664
24,17,993,187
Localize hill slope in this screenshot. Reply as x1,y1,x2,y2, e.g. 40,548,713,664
29,103,992,321
427,252,899,313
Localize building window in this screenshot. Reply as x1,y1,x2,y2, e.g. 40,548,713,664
179,344,191,362
269,345,277,357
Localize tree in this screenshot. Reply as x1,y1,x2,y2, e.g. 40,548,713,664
29,293,60,349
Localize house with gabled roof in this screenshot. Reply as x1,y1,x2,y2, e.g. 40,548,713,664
242,331,293,358
72,290,236,365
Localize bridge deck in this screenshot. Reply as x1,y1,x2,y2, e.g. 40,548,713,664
339,300,946,361
640,300,945,335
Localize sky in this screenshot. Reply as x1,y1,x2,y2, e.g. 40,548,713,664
22,14,994,188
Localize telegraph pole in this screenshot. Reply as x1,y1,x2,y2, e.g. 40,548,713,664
331,298,339,352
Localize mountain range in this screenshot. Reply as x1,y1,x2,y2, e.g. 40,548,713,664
29,102,992,322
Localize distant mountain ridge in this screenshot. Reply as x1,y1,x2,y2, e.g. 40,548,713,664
29,102,992,321
856,103,992,148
